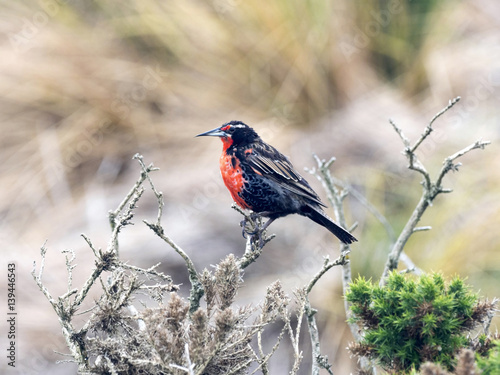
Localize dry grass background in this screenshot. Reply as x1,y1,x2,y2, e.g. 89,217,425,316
0,0,499,373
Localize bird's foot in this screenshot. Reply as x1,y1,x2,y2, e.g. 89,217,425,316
240,215,275,250
240,212,261,238
249,227,266,250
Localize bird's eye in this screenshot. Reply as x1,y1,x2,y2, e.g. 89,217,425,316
221,125,234,134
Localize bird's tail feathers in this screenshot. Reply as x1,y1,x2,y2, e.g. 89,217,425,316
303,206,357,244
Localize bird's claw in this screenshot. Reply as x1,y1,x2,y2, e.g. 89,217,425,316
241,225,260,237
240,214,267,249
239,213,260,237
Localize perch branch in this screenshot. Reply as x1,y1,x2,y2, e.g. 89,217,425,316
231,203,275,270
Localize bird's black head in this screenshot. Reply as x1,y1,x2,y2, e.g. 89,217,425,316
196,121,260,146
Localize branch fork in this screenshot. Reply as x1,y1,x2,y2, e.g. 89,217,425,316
381,97,490,283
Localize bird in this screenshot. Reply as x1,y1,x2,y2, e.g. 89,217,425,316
196,121,357,244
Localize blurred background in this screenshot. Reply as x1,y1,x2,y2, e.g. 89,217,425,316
1,0,499,373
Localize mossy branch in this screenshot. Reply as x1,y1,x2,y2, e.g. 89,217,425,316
32,155,177,372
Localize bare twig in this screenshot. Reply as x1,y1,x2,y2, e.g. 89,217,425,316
381,98,490,284
109,154,159,223
107,154,158,254
170,343,195,374
310,163,422,275
286,291,305,375
32,243,57,310
144,220,203,314
482,298,499,335
134,153,164,225
136,155,203,313
309,156,355,318
399,252,424,276
119,154,203,312
34,240,48,281
435,140,490,190
411,96,461,153
72,247,117,311
309,154,377,373
306,255,348,295
32,243,90,372
121,262,176,286
109,185,144,257
255,327,286,375
62,249,76,292
303,256,348,375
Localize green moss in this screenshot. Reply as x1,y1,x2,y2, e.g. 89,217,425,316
477,340,500,375
346,272,486,373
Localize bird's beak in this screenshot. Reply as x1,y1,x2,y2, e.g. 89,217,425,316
196,127,227,138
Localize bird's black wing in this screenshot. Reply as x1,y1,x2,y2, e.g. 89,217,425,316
243,142,327,207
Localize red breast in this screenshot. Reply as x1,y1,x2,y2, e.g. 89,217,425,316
219,138,250,210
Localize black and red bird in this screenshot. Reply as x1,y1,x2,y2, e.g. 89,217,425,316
196,121,357,244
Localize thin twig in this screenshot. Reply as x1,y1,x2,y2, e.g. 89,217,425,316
179,343,195,375
32,243,57,309
62,249,76,292
399,252,424,276
482,298,499,335
144,220,203,314
130,154,203,313
287,291,305,375
308,164,399,244
134,154,164,225
309,154,378,373
306,255,348,294
389,118,410,148
303,256,347,375
254,326,286,375
410,97,461,153
435,140,490,191
107,154,157,256
108,154,157,228
121,262,175,284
